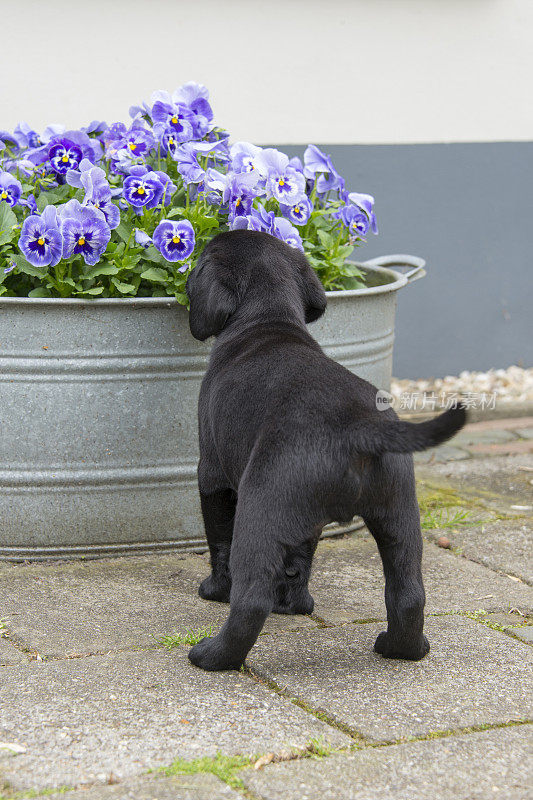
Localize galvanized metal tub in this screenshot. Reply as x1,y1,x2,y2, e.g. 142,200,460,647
0,255,424,561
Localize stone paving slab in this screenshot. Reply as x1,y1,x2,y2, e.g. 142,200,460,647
0,647,349,792
416,453,533,508
0,553,316,658
414,445,469,464
0,635,29,666
452,427,519,447
309,536,533,625
246,615,533,742
43,773,241,800
243,725,533,800
486,613,533,644
468,440,533,456
462,417,533,432
426,518,533,586
416,453,533,583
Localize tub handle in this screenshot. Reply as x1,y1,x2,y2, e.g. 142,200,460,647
362,254,426,284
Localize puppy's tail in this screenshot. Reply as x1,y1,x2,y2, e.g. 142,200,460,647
351,403,467,456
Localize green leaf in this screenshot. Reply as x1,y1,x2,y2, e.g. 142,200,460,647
317,229,334,249
106,242,125,259
339,275,365,290
74,286,105,296
28,287,52,297
61,277,83,291
36,184,72,211
121,253,142,270
115,220,132,243
140,266,169,284
84,263,119,280
0,203,18,245
166,207,186,219
111,277,137,294
142,246,167,265
341,261,363,278
10,254,48,277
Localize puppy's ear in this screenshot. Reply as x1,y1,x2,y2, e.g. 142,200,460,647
186,253,238,341
298,256,327,323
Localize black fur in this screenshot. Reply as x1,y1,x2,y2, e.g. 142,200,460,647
185,230,466,671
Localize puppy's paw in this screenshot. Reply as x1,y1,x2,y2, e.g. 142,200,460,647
374,631,430,661
273,590,314,615
198,575,231,603
188,636,243,672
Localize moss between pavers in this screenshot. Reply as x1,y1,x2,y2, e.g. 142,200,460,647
465,609,533,644
0,784,73,800
416,479,526,522
158,738,337,792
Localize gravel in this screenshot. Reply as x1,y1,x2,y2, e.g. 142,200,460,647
391,365,533,409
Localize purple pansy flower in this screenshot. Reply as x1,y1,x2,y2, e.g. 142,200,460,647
103,122,128,155
303,144,342,193
66,159,120,229
0,171,22,206
230,141,262,174
151,102,194,142
152,123,188,158
18,205,63,268
66,158,120,231
0,130,19,153
3,261,16,274
20,193,38,214
273,217,304,250
58,199,111,266
348,191,378,234
172,140,225,185
206,170,260,220
173,82,214,137
13,121,44,149
134,229,152,248
48,138,83,175
123,165,175,209
120,125,155,159
231,204,276,234
224,173,259,221
337,203,370,237
253,148,306,205
153,219,195,262
83,119,108,136
132,84,213,138
280,195,312,226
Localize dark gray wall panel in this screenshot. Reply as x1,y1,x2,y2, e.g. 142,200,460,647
273,143,532,378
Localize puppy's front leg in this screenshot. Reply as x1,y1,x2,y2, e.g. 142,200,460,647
198,488,236,603
189,492,280,671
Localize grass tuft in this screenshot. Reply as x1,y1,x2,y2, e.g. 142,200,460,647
155,626,214,649
421,507,485,530
161,752,252,790
0,786,72,800
160,738,338,790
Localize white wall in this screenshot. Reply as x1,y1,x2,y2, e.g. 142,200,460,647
2,0,532,144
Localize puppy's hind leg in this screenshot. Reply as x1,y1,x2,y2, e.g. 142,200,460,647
198,488,236,603
189,489,292,671
364,494,429,661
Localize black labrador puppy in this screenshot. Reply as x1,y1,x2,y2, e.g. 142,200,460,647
185,230,466,671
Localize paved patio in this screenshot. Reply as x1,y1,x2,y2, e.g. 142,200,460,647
1,417,532,799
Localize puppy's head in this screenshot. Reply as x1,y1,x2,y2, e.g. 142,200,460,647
186,230,327,341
